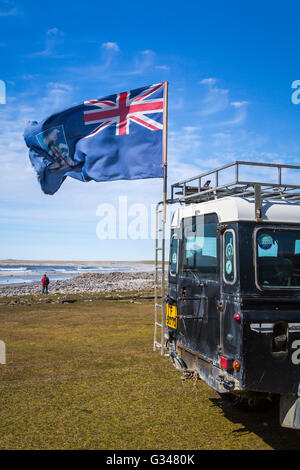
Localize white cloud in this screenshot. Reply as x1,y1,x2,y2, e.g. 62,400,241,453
47,27,60,36
168,127,202,174
155,65,170,70
46,82,72,92
183,126,201,133
122,49,156,76
200,78,217,86
231,101,249,108
28,27,66,58
101,42,120,52
201,87,229,116
197,78,250,128
35,82,74,117
219,106,248,127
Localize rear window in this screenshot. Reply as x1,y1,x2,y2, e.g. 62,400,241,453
183,214,218,281
256,228,300,288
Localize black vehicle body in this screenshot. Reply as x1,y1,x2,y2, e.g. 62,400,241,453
165,199,300,428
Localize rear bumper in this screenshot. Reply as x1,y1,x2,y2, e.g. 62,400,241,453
244,315,300,394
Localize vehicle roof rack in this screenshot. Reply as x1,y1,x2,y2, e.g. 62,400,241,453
170,161,300,205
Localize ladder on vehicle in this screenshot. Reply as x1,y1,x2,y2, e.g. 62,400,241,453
153,201,167,355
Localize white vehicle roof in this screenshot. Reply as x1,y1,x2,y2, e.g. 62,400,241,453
171,196,300,228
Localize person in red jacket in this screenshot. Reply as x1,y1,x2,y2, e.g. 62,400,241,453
41,274,50,294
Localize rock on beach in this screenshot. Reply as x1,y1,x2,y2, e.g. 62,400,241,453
0,271,159,298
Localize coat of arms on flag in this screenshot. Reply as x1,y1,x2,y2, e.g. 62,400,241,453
36,125,74,170
24,82,167,195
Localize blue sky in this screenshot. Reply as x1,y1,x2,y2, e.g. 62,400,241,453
1,0,300,261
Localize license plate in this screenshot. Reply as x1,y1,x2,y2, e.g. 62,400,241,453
166,304,177,329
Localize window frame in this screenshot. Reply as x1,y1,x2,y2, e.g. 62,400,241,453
254,225,300,291
223,228,237,285
181,213,218,281
169,233,179,277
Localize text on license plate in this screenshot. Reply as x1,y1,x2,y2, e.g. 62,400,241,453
166,304,177,329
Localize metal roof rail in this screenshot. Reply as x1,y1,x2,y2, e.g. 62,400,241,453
170,161,300,205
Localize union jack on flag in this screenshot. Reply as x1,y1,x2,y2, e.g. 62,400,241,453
24,82,166,195
83,82,165,137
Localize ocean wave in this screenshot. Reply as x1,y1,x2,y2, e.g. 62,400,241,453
0,265,142,279
0,267,29,271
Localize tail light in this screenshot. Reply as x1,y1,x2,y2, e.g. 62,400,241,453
220,356,229,369
233,312,241,323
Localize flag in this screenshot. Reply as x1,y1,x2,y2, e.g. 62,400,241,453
24,82,166,195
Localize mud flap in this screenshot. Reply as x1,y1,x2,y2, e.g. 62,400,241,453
280,394,300,429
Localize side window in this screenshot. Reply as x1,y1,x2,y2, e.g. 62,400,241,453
223,230,236,284
295,240,300,254
183,214,218,281
170,235,178,276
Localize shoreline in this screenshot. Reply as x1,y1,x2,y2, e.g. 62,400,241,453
0,262,156,287
0,271,158,298
0,259,155,267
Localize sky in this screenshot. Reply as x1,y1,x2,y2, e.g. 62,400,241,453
1,0,300,261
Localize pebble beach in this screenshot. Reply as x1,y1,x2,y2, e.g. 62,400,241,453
0,270,158,298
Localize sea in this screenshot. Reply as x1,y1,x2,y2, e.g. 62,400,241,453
0,264,148,285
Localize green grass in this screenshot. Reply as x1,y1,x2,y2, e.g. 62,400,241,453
0,295,299,450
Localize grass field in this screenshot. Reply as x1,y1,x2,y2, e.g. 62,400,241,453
0,294,299,450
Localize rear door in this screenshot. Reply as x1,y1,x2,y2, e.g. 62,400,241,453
177,213,220,360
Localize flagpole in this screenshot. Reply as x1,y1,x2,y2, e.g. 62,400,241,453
161,81,168,354
163,81,168,211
